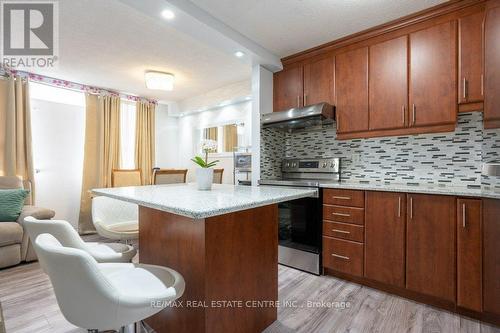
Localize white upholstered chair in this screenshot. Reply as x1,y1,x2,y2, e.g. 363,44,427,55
91,196,139,242
32,233,185,332
23,217,136,263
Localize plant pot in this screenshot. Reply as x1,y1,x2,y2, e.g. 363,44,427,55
196,168,214,190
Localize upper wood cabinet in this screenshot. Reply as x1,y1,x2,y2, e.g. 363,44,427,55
365,191,406,287
273,57,334,112
303,57,334,107
273,66,303,112
409,21,457,128
335,47,369,133
369,36,408,131
484,3,500,128
406,194,456,302
459,11,485,105
457,199,482,312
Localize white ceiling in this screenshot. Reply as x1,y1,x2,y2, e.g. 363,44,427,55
34,0,251,102
190,0,448,57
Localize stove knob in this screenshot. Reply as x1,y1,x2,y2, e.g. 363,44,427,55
330,162,336,168
322,162,327,168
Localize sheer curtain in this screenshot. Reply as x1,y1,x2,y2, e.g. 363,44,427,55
120,101,136,169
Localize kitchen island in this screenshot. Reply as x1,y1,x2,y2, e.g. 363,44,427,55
93,183,316,333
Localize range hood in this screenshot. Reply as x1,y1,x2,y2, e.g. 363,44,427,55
261,103,334,131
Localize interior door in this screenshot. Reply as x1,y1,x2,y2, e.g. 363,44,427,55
406,194,456,301
273,66,303,112
369,36,408,130
303,57,334,107
484,4,500,127
335,47,369,133
409,21,457,127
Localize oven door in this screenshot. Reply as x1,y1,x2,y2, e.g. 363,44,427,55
276,188,322,274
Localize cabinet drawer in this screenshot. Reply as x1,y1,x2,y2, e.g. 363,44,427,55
323,205,365,225
323,221,364,242
323,189,365,207
323,236,363,277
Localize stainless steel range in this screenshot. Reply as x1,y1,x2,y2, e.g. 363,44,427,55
259,157,340,274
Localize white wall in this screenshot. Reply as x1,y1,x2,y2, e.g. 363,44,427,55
155,103,179,168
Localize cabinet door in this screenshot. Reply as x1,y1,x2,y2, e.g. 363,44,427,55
406,194,455,301
457,199,482,312
336,47,369,133
484,4,500,127
365,192,406,287
273,66,303,112
409,21,457,127
369,36,408,131
303,57,334,106
483,199,500,316
459,11,484,104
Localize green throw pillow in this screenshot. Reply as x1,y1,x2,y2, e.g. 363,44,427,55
0,189,29,221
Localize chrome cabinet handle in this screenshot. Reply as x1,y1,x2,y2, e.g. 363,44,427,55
331,253,350,260
297,95,300,108
332,212,351,217
332,196,351,200
304,94,307,106
412,104,416,125
398,196,401,218
462,203,466,228
410,197,413,219
402,105,405,125
463,77,467,100
481,74,484,96
332,229,350,234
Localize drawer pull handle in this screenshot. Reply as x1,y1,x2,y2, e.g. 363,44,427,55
331,253,350,260
332,196,351,200
332,212,351,217
332,229,350,234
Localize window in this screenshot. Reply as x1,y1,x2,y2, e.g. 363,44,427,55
120,100,136,169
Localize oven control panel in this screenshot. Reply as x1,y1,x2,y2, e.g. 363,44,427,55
282,158,340,173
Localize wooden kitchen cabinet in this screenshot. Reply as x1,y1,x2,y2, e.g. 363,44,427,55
406,194,456,301
273,66,303,112
459,11,485,105
484,3,500,128
369,36,408,131
483,198,500,317
365,191,406,288
409,21,457,127
457,198,482,312
335,47,369,133
303,57,334,106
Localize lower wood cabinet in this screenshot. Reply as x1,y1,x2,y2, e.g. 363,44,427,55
406,194,456,302
365,191,406,287
483,198,500,317
323,236,363,277
457,198,482,312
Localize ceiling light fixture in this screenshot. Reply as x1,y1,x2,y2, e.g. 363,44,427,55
144,71,175,91
161,9,175,20
234,51,245,58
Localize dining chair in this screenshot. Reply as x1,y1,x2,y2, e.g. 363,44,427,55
153,169,188,185
32,233,185,332
112,169,142,187
213,168,224,184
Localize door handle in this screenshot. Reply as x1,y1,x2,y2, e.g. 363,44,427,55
297,95,300,108
462,203,466,228
463,77,467,100
402,105,405,125
304,94,307,106
410,197,413,219
481,74,484,96
332,229,350,234
398,196,401,218
412,104,416,125
331,253,350,260
332,212,351,217
332,196,351,200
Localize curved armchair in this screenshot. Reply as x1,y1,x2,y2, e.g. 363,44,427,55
24,217,136,263
32,233,185,332
91,196,138,241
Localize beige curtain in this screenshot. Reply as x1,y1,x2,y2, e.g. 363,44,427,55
224,124,238,152
99,95,121,188
135,101,155,185
0,76,35,202
204,127,218,141
78,94,120,233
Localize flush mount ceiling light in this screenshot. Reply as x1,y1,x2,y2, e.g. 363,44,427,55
234,51,245,58
161,9,175,20
145,71,175,91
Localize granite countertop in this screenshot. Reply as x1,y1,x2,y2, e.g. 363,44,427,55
92,183,316,219
319,181,500,200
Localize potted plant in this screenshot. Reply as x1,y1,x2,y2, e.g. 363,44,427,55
192,139,219,190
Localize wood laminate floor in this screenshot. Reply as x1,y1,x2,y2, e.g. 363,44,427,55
0,259,498,333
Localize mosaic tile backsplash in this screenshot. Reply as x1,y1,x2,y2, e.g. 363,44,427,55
261,112,500,191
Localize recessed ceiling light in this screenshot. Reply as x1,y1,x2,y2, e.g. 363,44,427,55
234,51,245,58
161,9,175,20
144,71,175,91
